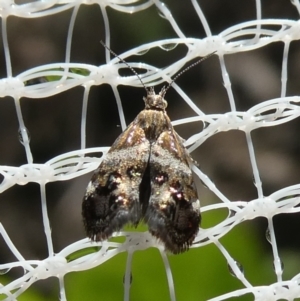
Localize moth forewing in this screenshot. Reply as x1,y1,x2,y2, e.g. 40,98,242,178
82,118,150,241
145,124,200,254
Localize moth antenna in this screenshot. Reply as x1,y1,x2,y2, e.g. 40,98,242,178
100,41,148,93
164,51,217,94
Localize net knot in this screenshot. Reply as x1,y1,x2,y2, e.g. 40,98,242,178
0,78,24,98
35,256,67,280
243,198,278,220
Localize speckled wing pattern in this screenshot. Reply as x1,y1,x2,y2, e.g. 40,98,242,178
82,87,200,254
82,115,150,241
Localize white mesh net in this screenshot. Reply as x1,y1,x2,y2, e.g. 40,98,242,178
1,0,300,300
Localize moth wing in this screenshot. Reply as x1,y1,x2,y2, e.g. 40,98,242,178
82,116,150,241
146,128,201,254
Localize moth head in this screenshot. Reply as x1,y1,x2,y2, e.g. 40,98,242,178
143,87,168,110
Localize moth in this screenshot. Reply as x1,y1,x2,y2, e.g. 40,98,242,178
82,49,214,254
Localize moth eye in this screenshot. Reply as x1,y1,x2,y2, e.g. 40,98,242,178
154,172,168,185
